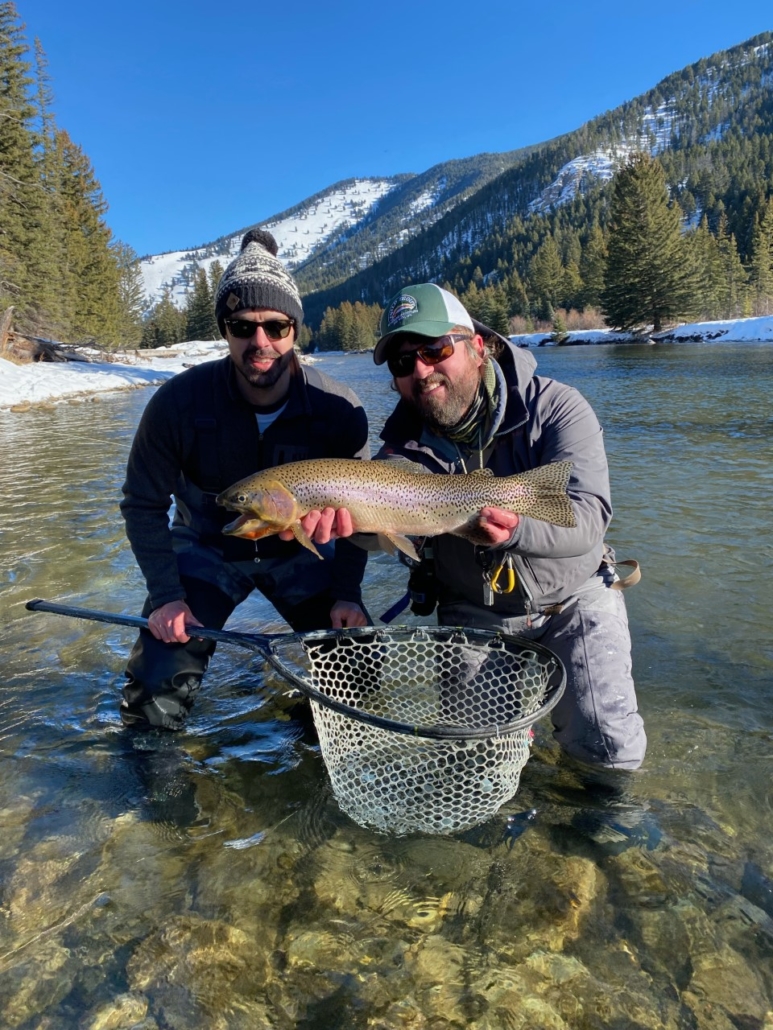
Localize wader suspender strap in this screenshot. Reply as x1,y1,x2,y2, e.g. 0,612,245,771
193,374,220,494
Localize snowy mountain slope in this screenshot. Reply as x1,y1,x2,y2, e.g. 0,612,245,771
139,177,403,309
300,32,773,324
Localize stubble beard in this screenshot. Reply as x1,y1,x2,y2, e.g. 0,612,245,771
236,346,294,390
406,367,481,433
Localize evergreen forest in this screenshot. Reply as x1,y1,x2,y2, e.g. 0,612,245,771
0,2,148,347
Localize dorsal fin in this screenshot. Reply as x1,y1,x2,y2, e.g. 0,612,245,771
467,467,494,477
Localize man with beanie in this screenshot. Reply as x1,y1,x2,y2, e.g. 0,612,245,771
302,283,646,773
119,229,369,730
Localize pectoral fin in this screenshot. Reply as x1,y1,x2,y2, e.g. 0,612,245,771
292,522,323,559
377,533,420,562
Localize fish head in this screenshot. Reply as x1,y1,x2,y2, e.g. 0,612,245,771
217,475,300,538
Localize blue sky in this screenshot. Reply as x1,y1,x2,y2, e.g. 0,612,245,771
22,0,772,258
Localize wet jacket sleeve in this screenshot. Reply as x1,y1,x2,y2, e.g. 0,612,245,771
120,383,190,610
504,384,612,559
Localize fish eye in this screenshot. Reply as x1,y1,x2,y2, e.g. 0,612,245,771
237,493,247,504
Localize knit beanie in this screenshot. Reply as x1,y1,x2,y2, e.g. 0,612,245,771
214,229,304,337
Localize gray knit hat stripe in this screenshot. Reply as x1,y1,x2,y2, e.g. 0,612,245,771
214,229,303,336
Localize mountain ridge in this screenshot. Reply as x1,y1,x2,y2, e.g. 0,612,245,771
139,31,773,324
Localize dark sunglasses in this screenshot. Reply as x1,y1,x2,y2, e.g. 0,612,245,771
224,317,295,341
387,333,471,378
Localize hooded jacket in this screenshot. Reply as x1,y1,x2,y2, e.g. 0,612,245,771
377,340,612,614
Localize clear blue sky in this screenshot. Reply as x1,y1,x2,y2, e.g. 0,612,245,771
22,0,772,258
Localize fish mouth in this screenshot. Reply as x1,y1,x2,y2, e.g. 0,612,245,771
222,513,273,539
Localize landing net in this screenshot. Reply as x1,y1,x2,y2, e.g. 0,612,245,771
273,625,565,835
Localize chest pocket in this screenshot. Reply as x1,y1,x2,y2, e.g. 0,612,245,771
268,444,310,466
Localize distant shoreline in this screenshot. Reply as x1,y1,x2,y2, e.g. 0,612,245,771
509,314,773,348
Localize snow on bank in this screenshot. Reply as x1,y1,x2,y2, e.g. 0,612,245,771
2,315,772,411
651,315,773,342
510,315,773,348
0,340,227,411
509,328,644,347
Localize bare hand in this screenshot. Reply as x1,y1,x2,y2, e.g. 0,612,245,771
278,507,354,545
330,600,368,628
147,600,204,644
477,507,520,547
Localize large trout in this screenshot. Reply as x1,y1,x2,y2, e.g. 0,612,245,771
216,457,575,561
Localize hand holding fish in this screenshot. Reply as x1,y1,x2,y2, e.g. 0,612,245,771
277,507,354,545
477,507,520,546
217,457,575,563
148,600,204,644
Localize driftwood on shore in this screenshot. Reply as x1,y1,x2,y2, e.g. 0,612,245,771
0,309,94,363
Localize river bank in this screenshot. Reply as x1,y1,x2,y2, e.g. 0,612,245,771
2,313,772,410
508,313,773,347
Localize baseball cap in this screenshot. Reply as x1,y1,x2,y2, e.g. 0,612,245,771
374,284,474,365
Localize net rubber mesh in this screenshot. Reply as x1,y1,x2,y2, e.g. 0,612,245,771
277,626,565,836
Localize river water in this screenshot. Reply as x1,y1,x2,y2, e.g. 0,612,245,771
0,343,771,1028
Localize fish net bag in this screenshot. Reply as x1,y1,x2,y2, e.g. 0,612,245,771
276,625,565,835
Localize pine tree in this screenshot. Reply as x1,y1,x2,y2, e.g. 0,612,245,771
207,259,224,299
29,35,66,333
602,153,697,332
185,266,215,340
143,289,185,348
113,241,145,348
528,237,564,319
0,2,39,323
747,196,773,316
579,224,607,309
55,129,121,345
716,214,747,317
688,216,725,320
317,306,343,351
505,270,529,316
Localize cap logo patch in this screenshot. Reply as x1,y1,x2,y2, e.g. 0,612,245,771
226,293,240,311
387,295,418,327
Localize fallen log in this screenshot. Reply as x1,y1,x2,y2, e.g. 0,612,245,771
3,331,94,363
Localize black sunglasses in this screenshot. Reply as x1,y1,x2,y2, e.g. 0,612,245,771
387,333,471,378
224,317,295,341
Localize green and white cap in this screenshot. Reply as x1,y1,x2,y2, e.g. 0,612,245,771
374,283,474,365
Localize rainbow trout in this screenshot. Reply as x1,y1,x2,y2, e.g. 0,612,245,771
216,457,575,561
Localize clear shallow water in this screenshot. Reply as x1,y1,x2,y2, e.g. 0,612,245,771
0,344,772,1028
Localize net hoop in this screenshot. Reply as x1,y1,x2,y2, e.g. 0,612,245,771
266,624,566,741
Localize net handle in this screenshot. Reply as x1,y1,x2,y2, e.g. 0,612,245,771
25,598,566,741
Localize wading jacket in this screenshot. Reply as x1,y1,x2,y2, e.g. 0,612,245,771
377,340,613,615
121,356,369,611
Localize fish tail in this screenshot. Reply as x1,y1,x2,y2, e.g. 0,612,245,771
520,460,576,528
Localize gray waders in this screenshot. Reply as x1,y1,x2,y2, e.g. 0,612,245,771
438,567,646,770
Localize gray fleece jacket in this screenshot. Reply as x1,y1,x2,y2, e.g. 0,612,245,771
377,341,613,614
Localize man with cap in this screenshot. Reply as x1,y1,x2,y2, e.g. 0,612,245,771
305,283,646,771
119,229,369,730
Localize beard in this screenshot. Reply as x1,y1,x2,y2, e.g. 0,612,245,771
236,346,294,390
403,366,481,433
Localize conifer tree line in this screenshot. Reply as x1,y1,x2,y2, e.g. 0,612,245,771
0,3,147,347
310,151,773,344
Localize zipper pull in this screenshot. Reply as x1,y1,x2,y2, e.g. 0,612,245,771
525,598,533,629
